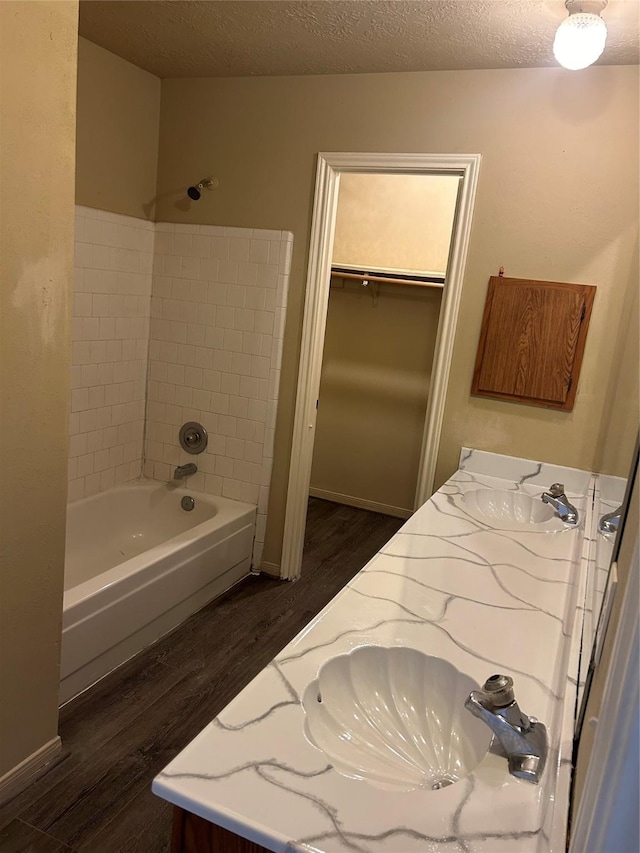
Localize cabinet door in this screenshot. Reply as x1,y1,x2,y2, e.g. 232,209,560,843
471,276,595,411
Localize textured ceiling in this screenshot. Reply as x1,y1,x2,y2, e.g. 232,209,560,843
79,0,639,78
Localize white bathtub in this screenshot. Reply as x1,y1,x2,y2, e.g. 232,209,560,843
60,480,256,704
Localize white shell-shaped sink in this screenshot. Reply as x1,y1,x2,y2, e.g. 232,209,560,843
302,647,492,792
463,488,568,532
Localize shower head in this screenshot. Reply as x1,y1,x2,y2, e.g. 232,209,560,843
187,177,218,201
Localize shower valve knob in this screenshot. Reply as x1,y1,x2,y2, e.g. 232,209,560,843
179,421,208,455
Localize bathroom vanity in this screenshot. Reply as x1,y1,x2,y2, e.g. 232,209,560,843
153,449,611,853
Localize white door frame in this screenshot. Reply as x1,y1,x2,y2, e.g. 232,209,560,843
281,152,481,581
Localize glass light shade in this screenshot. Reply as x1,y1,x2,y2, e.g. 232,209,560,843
553,12,607,70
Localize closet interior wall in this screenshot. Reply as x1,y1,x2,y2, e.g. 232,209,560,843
310,278,443,516
309,173,459,516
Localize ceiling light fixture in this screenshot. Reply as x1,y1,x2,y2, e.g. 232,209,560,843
553,0,608,70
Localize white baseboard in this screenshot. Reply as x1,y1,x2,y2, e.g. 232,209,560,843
259,560,284,578
309,487,412,519
0,736,62,805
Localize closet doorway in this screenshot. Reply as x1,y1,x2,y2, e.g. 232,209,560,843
310,172,457,519
282,153,481,580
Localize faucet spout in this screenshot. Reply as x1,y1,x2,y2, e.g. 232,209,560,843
465,675,547,784
599,504,623,535
174,463,197,480
541,483,579,525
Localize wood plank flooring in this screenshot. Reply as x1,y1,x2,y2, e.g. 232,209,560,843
0,499,403,853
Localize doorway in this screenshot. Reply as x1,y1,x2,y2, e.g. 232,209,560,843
281,153,481,581
309,171,459,519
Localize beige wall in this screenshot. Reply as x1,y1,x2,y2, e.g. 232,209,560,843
156,65,639,568
311,280,442,514
76,37,160,220
333,173,459,274
0,1,77,777
595,239,639,477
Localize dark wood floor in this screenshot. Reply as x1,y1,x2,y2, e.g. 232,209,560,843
0,499,403,853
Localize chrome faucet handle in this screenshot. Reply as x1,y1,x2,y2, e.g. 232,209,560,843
541,483,579,525
547,483,566,497
473,674,531,732
465,674,547,784
481,674,515,707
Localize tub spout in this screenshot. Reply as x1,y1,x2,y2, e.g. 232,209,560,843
174,463,197,480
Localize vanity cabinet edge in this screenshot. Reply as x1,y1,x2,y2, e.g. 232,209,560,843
172,806,273,853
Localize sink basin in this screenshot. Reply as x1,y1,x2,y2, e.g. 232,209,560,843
463,488,568,532
302,646,492,791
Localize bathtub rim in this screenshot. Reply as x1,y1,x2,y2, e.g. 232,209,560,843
64,479,256,614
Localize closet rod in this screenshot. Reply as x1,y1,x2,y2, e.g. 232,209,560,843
330,269,444,289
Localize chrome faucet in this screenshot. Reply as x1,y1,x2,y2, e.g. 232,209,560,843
541,483,579,525
599,504,623,535
465,674,547,784
174,462,197,480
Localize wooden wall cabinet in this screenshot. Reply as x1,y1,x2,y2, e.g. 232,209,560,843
471,276,596,411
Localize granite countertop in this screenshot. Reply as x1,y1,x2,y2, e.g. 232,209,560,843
153,449,592,853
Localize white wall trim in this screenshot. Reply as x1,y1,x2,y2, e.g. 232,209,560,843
415,156,481,507
281,154,341,580
281,152,481,581
309,487,412,519
0,736,62,805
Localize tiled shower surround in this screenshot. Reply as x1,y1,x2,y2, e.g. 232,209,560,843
69,208,292,568
69,207,153,502
144,223,291,566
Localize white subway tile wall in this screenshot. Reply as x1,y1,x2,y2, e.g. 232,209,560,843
69,212,291,570
69,207,154,501
144,224,292,568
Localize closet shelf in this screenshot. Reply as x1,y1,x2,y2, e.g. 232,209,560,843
330,266,445,289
